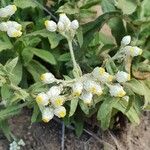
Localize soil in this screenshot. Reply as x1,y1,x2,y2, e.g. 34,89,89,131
0,109,150,150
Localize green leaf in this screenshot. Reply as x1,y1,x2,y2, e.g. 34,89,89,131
76,27,83,47
114,100,140,124
14,0,38,9
58,53,71,62
5,57,18,73
124,79,145,95
22,47,34,66
48,33,63,49
69,98,79,117
115,0,137,15
0,41,13,52
141,0,150,17
31,103,41,123
79,100,89,115
0,120,11,141
97,97,118,130
1,84,13,102
30,47,56,65
26,60,48,81
0,103,26,121
74,119,84,137
9,60,22,85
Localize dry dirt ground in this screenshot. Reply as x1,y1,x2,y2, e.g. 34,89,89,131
0,109,150,150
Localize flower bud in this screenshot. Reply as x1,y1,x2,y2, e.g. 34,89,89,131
5,5,17,16
70,20,79,30
99,72,113,83
72,81,83,96
116,71,130,83
7,21,22,31
92,67,105,79
7,28,22,37
42,107,54,122
0,22,8,31
40,72,55,84
80,91,93,104
57,21,65,31
83,80,102,95
124,46,143,57
121,35,131,46
0,5,17,18
47,86,62,98
59,13,71,28
51,96,65,107
36,92,49,106
45,20,57,32
54,106,66,118
109,84,126,97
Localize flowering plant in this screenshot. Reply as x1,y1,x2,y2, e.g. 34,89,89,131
0,0,149,148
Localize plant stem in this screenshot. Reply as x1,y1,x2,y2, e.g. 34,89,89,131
67,40,79,74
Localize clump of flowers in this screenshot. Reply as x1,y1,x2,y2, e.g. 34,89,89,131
34,14,143,123
0,5,22,37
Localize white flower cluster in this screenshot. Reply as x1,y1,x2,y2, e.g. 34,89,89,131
45,13,79,39
36,68,130,122
0,5,17,18
0,5,22,37
121,35,143,57
0,21,22,37
36,73,66,122
9,139,25,150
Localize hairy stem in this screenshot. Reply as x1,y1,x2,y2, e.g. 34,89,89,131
68,40,79,76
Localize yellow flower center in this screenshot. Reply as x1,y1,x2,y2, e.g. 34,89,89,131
90,87,96,94
99,67,105,75
72,91,81,97
13,31,21,37
130,47,134,55
138,49,142,55
127,74,131,80
40,74,45,81
55,98,63,106
59,111,66,118
36,96,43,104
117,91,126,97
108,75,113,82
12,5,17,12
42,117,49,123
44,20,49,27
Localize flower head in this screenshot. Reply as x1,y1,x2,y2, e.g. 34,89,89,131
51,96,65,107
45,20,57,32
7,28,22,37
83,80,102,95
0,5,17,18
80,91,93,104
121,35,131,46
40,72,55,84
116,71,130,83
72,81,83,96
124,46,142,57
42,107,54,122
54,106,66,118
36,92,49,106
109,84,126,97
59,13,71,28
70,20,79,30
47,86,62,98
